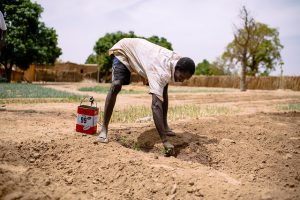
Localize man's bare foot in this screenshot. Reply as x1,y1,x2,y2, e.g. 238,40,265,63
94,129,108,143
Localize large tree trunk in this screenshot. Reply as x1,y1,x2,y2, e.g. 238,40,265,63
4,63,12,83
240,64,247,91
0,30,5,53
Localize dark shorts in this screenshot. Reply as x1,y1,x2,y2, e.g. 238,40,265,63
112,56,131,85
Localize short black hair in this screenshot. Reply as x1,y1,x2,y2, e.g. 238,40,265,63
175,57,195,75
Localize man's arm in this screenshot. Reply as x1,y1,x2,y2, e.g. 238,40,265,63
151,94,174,151
162,84,176,136
151,94,166,140
163,84,168,116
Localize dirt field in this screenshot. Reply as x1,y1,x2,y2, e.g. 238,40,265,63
0,82,300,200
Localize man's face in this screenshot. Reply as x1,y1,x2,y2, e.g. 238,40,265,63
174,69,192,82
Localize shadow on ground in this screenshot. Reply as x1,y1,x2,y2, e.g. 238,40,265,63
113,128,218,166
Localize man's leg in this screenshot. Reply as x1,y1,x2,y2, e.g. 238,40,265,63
97,80,122,143
162,84,176,136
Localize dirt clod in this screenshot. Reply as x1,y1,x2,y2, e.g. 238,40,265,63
3,191,23,200
65,177,73,185
44,179,51,186
170,184,177,195
188,181,194,186
32,152,40,159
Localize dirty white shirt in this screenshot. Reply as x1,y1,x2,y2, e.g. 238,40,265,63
0,11,7,31
109,38,181,101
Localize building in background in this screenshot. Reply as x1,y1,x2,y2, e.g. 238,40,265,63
0,62,99,82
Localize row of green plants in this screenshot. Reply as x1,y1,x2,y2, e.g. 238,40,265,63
100,104,238,123
79,85,227,94
0,83,81,100
1,84,298,115
79,85,142,94
276,103,300,111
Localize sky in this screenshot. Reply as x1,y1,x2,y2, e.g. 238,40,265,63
34,0,300,76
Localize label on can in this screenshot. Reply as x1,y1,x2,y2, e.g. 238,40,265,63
76,114,98,130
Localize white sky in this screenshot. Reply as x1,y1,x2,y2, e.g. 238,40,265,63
34,0,300,75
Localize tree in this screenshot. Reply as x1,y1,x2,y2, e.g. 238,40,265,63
195,59,210,75
86,31,137,76
86,31,173,78
147,35,173,50
222,6,283,91
0,0,61,82
210,57,230,75
195,59,229,76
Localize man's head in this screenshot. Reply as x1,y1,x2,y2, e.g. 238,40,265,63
174,57,195,82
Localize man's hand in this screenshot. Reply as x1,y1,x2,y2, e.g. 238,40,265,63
162,140,175,156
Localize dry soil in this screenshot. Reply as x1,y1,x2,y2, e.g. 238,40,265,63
0,82,299,200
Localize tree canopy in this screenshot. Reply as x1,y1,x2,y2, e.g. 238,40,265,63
195,59,229,76
0,0,61,82
222,6,283,78
195,59,210,75
221,6,283,91
85,31,173,75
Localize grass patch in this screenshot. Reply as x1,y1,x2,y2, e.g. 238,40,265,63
0,83,82,101
79,86,143,94
105,106,150,123
79,85,110,93
114,135,141,151
99,104,238,123
168,104,234,120
168,87,227,93
0,98,83,104
79,85,229,94
276,103,300,111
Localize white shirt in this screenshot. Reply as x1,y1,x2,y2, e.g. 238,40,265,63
0,11,7,31
109,38,181,101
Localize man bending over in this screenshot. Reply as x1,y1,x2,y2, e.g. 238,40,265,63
96,38,195,154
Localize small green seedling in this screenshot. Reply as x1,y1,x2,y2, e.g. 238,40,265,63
162,147,175,157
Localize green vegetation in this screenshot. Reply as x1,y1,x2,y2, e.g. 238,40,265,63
168,87,227,93
107,106,150,123
195,59,228,76
118,136,129,147
100,104,238,123
114,135,141,151
79,85,143,94
195,59,210,75
222,6,283,91
276,103,300,112
0,0,61,82
79,85,229,94
168,105,233,120
79,85,110,93
0,83,82,100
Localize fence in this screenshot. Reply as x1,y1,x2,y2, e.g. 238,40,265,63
180,76,300,91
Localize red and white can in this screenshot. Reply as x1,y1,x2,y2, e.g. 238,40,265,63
76,97,99,135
